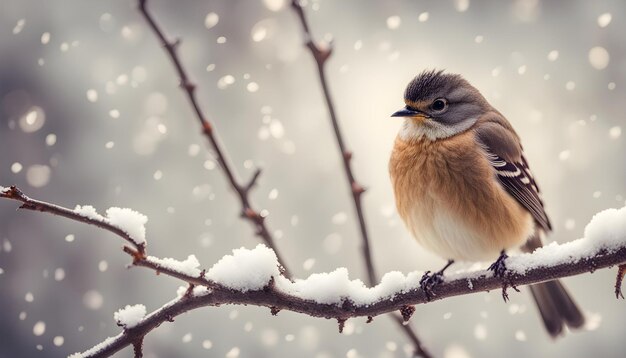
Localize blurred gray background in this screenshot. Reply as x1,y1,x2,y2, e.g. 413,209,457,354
1,0,625,357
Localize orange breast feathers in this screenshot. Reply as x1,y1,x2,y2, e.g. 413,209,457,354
389,130,534,261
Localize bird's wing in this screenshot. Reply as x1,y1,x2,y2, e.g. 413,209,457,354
475,120,552,232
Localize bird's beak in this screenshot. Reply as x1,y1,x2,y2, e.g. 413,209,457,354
391,106,429,119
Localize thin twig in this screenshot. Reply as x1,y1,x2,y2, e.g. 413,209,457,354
0,186,214,287
288,2,430,357
137,0,290,278
0,186,145,257
289,0,373,284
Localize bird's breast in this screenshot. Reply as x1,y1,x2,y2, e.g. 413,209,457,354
389,131,533,261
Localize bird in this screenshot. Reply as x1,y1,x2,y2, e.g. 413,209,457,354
388,69,585,337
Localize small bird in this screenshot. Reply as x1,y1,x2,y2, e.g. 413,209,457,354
389,70,585,337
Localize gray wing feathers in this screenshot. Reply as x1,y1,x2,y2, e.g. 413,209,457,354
475,118,552,232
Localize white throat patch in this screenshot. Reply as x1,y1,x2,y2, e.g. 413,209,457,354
399,117,478,141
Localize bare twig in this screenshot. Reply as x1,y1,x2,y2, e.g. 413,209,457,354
137,0,290,278
288,2,430,357
289,1,373,283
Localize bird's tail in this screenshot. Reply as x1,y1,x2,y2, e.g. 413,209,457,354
522,230,585,337
528,279,585,337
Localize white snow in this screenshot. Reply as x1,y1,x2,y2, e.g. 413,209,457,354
74,205,104,220
149,255,202,277
176,204,626,306
276,269,424,306
507,205,626,273
114,304,146,328
71,295,185,358
71,205,626,358
68,335,120,358
0,186,8,194
209,205,626,306
176,285,210,297
106,207,148,245
206,244,279,291
72,205,148,245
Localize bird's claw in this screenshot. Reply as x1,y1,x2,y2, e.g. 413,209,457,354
488,250,509,278
489,250,516,302
420,270,444,301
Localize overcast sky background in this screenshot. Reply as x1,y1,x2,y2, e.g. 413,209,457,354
1,0,625,357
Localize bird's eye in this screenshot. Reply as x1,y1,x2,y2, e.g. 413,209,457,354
431,98,448,112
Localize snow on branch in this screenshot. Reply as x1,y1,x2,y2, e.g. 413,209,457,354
114,305,147,329
1,186,147,255
61,205,626,357
2,185,626,357
3,184,625,355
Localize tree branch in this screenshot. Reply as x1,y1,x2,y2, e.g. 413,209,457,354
288,2,430,357
0,186,215,288
74,244,626,357
4,186,626,357
137,0,290,278
0,186,146,257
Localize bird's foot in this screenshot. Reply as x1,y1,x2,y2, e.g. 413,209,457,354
488,250,509,278
420,260,454,301
488,250,519,302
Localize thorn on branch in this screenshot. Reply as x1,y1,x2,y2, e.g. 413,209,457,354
615,265,626,299
400,305,415,322
337,318,346,333
306,41,333,64
351,182,365,196
123,246,146,264
180,80,196,92
366,316,373,324
201,121,212,134
243,207,261,221
244,168,263,193
270,306,281,316
343,151,352,161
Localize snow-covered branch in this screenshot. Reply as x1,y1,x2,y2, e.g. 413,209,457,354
73,213,626,357
0,186,147,257
3,185,625,358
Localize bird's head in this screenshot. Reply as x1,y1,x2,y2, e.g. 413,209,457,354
392,70,489,141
